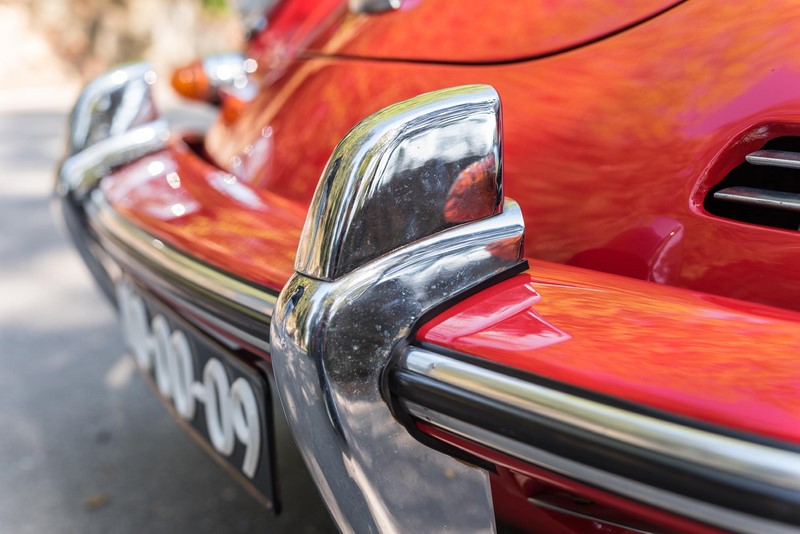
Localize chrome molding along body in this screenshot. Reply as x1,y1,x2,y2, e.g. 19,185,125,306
395,348,800,534
271,85,524,533
86,191,276,320
85,191,276,352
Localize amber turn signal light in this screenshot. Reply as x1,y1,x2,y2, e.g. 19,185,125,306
171,60,214,103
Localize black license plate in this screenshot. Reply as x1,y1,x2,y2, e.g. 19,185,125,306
115,277,275,509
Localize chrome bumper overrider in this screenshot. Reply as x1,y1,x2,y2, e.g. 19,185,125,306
271,85,524,533
59,62,167,201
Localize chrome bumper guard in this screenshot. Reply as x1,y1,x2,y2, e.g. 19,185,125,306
271,85,526,533
57,63,169,202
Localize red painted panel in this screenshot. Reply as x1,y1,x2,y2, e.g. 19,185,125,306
248,0,344,69
100,141,306,290
199,0,800,312
96,1,800,524
418,262,800,444
303,0,684,64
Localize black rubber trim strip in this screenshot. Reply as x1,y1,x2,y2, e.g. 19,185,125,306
413,341,800,455
57,194,116,302
299,0,689,67
97,227,274,347
389,369,800,526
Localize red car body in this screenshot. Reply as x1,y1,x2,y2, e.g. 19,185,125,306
58,1,800,532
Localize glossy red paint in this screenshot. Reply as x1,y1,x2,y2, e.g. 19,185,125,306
201,0,800,312
418,262,800,445
421,423,723,534
303,0,685,64
248,0,343,70
100,141,306,289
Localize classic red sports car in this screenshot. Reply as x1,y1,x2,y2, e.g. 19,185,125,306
56,0,800,532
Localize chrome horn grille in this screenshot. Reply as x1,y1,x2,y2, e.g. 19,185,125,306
707,139,800,230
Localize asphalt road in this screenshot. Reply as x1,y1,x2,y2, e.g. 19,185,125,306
0,90,335,534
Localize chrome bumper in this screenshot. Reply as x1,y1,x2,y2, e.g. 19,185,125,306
56,64,527,533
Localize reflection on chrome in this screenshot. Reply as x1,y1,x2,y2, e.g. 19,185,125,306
58,61,168,201
202,53,258,96
69,62,159,155
348,0,401,14
58,120,169,200
271,85,525,533
295,85,503,282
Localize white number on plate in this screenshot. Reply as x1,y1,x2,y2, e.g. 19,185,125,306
116,281,261,478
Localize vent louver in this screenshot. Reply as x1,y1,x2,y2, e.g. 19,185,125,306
706,137,800,231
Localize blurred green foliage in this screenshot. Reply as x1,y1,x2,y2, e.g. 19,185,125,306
201,0,229,13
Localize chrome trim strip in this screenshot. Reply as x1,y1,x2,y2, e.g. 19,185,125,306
746,149,800,169
86,190,277,322
170,296,270,353
402,348,800,492
525,497,655,534
402,400,798,534
713,186,800,213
